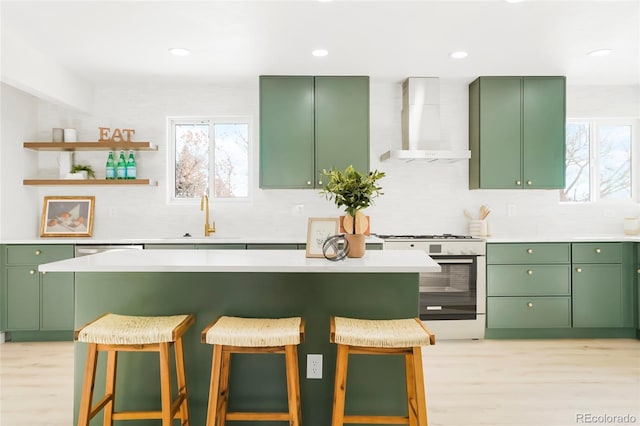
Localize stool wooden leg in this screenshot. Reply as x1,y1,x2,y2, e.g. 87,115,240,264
174,337,190,426
331,344,349,426
285,345,302,426
217,349,232,425
405,352,418,426
103,350,118,426
159,342,173,426
206,345,223,426
411,347,428,426
78,343,99,426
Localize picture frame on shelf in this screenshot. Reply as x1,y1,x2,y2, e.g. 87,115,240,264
40,196,95,237
306,217,340,258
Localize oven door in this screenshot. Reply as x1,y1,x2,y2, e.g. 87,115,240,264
419,256,478,321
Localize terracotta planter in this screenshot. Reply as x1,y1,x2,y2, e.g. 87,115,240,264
345,233,366,258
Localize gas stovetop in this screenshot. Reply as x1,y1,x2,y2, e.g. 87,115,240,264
376,234,478,240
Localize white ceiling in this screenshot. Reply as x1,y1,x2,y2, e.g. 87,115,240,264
1,0,639,86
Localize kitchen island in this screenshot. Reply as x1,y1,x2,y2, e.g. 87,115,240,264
40,249,439,426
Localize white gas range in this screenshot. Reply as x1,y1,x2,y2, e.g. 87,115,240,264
377,234,486,339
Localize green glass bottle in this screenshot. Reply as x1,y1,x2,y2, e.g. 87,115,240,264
116,150,126,179
126,150,136,179
105,151,115,180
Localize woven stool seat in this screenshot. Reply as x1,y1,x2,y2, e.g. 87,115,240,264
75,313,191,345
331,316,435,348
203,316,302,347
202,315,304,426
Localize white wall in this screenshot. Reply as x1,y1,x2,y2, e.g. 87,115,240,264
1,79,638,241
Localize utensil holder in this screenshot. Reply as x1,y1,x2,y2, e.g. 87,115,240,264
623,217,639,235
469,219,488,237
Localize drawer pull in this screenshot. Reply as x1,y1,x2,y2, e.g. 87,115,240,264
426,306,443,311
29,269,36,275
595,248,601,254
35,250,42,255
515,180,521,186
526,249,533,254
306,181,312,185
527,269,533,275
637,268,640,274
526,180,532,186
527,302,533,308
318,180,323,185
576,267,582,273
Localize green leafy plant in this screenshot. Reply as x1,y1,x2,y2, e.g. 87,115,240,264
70,164,96,179
320,165,385,233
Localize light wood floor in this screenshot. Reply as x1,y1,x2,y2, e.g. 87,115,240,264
1,339,639,426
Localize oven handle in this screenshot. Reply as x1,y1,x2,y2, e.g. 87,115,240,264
433,258,474,264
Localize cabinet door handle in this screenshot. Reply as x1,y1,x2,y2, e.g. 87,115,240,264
306,181,312,185
35,250,42,255
318,180,323,185
527,269,533,275
526,180,532,186
515,180,521,186
576,267,582,273
526,249,533,254
29,269,36,275
637,268,640,274
527,302,534,308
595,248,601,254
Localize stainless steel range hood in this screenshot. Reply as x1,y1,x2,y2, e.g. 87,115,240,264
380,77,470,162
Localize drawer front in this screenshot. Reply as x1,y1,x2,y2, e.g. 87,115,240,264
246,244,297,250
487,243,570,264
196,244,247,250
5,245,74,265
487,265,570,296
572,243,621,264
487,296,571,328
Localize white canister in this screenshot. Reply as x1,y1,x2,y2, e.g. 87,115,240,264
52,128,64,142
469,219,488,237
63,128,77,142
623,218,639,235
57,152,74,178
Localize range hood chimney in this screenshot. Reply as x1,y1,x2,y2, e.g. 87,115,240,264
380,77,470,162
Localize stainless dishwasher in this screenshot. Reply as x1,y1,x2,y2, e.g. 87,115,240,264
74,244,144,257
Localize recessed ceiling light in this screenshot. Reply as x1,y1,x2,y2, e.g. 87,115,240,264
312,49,328,57
450,51,468,59
169,48,191,56
588,49,612,57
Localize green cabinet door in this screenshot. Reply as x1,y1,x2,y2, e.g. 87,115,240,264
6,267,40,330
472,77,522,189
573,264,623,327
522,77,566,189
314,76,369,182
469,76,565,189
259,76,315,188
41,272,74,330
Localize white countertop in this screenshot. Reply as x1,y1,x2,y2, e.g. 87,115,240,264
1,236,385,245
485,234,640,243
38,249,441,273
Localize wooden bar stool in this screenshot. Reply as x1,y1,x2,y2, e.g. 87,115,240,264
201,316,305,426
329,316,436,426
75,313,195,426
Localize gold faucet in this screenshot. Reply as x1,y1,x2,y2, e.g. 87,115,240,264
200,194,216,236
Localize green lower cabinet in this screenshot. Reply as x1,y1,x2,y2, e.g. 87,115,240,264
573,264,624,328
487,297,571,328
6,267,40,330
41,272,74,330
487,265,570,296
246,244,298,250
196,244,247,250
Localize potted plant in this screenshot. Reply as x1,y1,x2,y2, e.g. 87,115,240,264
68,164,96,180
320,165,385,258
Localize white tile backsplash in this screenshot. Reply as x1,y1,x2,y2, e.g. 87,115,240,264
1,80,638,241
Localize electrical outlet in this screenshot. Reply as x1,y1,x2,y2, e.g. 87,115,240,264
292,204,305,216
307,354,322,379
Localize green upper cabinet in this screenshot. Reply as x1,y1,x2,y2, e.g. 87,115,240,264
259,76,370,189
469,76,566,189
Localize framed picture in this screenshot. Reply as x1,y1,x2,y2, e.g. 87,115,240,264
40,196,95,237
306,217,340,258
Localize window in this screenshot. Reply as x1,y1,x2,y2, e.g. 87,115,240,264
562,120,635,202
169,118,250,201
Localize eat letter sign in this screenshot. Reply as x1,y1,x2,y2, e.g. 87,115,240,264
98,127,136,143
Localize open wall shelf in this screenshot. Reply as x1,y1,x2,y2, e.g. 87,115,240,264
23,142,157,151
23,179,157,186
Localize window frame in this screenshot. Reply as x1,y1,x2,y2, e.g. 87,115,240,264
562,118,638,203
167,116,252,205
